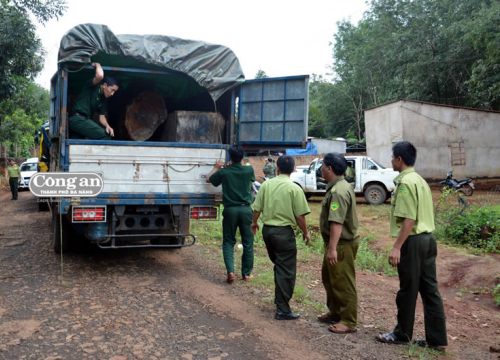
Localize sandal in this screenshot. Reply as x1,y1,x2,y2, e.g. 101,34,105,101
226,272,236,284
317,313,340,324
328,323,357,334
376,332,408,345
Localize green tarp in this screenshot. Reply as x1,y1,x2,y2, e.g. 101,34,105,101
58,24,245,101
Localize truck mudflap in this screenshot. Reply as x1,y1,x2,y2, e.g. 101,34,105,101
96,233,196,249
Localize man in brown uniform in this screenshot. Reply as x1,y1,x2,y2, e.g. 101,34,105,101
318,153,359,333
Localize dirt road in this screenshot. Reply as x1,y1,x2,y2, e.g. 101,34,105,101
0,190,498,359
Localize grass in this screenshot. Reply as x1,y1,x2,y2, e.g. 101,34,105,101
190,200,400,321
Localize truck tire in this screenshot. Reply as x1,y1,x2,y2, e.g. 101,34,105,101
364,184,387,205
52,208,72,254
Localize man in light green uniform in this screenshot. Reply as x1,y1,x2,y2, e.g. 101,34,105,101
208,146,255,284
69,63,119,140
7,159,21,200
377,141,447,351
317,153,359,333
252,156,311,320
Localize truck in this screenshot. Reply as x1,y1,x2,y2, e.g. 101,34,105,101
44,24,309,253
290,156,399,204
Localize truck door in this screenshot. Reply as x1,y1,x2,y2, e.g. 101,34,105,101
236,75,309,148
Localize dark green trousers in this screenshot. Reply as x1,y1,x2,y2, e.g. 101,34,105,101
9,177,19,199
394,233,448,346
262,225,296,313
69,114,110,140
321,239,359,328
222,205,254,276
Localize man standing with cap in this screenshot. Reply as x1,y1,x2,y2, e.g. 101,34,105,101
251,155,311,320
377,141,447,351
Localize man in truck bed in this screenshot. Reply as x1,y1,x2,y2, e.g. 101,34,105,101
69,62,119,139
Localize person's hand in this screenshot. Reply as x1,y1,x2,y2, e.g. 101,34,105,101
327,248,337,265
105,125,114,137
389,247,401,267
303,231,311,246
251,222,259,235
214,160,224,169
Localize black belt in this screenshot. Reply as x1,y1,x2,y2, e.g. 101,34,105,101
263,224,292,228
71,112,89,118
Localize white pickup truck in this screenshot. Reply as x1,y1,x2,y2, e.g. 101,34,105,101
290,156,399,204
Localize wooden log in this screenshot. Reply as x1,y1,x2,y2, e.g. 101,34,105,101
161,111,225,144
125,92,167,141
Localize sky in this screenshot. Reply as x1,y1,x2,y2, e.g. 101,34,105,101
35,0,368,89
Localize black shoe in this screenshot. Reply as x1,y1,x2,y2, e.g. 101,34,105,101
275,311,300,320
413,339,446,352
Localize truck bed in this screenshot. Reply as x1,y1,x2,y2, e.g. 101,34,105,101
67,142,225,195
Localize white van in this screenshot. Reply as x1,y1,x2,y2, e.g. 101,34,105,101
18,157,39,190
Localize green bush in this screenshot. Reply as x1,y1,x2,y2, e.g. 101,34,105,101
494,284,500,307
435,193,499,253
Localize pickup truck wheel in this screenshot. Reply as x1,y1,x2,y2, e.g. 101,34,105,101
364,184,387,205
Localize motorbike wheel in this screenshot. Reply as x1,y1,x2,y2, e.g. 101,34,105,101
459,184,473,196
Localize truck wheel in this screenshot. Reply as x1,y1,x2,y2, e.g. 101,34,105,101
459,184,473,196
52,209,72,253
364,184,387,205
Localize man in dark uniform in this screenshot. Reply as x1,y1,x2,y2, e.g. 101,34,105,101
251,156,311,320
377,141,447,351
69,62,119,139
262,157,276,178
6,159,21,200
208,146,255,284
317,153,359,333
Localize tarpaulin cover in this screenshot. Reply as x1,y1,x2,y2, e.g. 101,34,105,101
58,24,245,101
285,140,318,155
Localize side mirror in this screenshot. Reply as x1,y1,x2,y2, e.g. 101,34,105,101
369,165,377,170
304,169,310,174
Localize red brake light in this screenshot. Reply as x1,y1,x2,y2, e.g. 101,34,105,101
72,206,106,222
190,206,218,220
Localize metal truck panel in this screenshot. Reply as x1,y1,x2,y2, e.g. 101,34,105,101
68,144,225,194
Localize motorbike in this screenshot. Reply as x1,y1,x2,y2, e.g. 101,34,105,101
439,171,475,196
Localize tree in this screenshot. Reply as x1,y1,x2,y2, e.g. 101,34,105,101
325,0,499,141
0,0,66,100
254,69,268,79
0,79,49,158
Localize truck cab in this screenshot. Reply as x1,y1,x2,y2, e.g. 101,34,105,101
290,156,398,204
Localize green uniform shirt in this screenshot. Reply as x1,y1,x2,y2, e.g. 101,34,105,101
390,167,435,237
72,81,108,117
263,162,276,178
209,163,255,207
7,164,21,178
253,174,310,226
320,176,359,243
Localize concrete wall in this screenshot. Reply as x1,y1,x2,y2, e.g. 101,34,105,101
365,100,500,179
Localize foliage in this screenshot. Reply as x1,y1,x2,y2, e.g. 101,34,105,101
494,284,500,307
434,189,499,253
0,78,49,157
0,0,65,103
254,69,268,79
310,0,499,140
355,236,397,276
